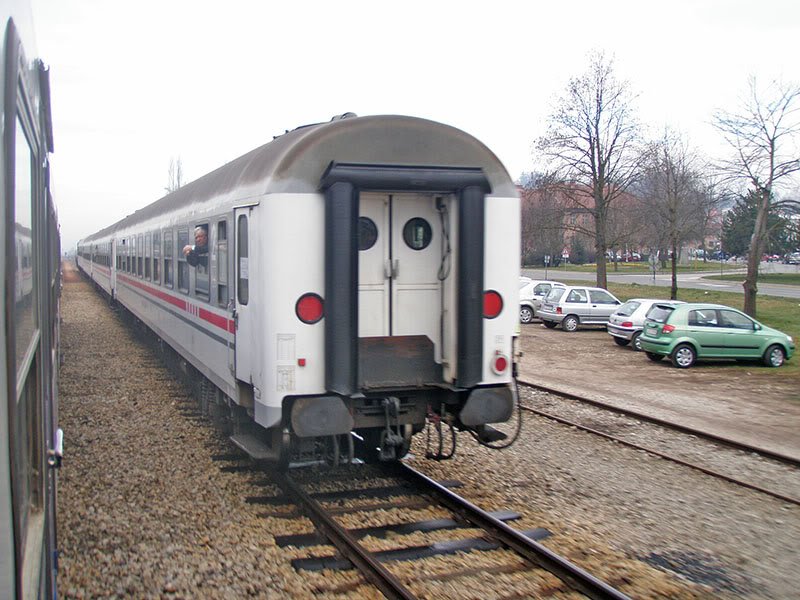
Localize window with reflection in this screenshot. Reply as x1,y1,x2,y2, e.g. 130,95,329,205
14,116,37,374
217,220,228,307
145,233,151,280
237,215,249,305
153,232,161,284
177,229,189,293
164,230,173,287
137,234,143,277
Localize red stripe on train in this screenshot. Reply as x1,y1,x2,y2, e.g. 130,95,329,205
117,274,234,333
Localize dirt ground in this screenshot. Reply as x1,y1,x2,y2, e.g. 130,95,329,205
516,319,800,461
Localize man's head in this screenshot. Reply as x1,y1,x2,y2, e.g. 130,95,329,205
194,226,208,247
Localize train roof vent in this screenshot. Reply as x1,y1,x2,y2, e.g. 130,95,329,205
330,112,357,121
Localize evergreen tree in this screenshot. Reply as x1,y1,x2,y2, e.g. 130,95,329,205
721,190,793,257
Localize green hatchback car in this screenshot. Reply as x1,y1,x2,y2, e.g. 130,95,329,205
639,303,795,368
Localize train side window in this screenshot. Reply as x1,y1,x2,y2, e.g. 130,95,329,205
131,236,136,274
216,220,228,307
153,232,161,284
177,229,189,293
13,117,38,375
163,230,174,287
194,223,210,300
145,233,151,280
137,234,143,277
237,215,248,305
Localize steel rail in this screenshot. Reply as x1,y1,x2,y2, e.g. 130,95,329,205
393,462,633,600
522,405,800,506
519,379,800,467
274,472,416,600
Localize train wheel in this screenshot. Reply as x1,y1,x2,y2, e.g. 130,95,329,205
275,427,292,471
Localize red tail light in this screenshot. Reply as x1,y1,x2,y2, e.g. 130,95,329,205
492,352,508,374
483,290,503,319
557,307,562,314
622,321,633,328
296,293,324,324
662,324,675,334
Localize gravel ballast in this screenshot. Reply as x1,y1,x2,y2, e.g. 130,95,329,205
57,268,798,598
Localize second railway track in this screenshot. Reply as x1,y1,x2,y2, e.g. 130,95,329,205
518,380,800,506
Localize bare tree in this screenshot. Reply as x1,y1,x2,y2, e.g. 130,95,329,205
166,156,185,193
638,130,719,298
536,50,642,288
713,77,800,316
520,179,566,266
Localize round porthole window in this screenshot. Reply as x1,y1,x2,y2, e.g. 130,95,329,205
358,217,378,251
402,218,432,251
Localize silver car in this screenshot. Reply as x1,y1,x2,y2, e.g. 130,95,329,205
538,285,622,331
607,298,685,351
519,279,566,324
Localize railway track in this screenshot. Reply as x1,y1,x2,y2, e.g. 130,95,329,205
519,380,800,506
233,459,633,600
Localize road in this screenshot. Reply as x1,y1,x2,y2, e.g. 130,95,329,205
522,261,800,299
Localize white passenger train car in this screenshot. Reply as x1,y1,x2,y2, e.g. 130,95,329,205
78,113,520,465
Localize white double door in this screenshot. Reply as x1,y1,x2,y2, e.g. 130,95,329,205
358,192,445,348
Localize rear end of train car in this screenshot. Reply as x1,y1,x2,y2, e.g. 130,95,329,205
227,115,520,463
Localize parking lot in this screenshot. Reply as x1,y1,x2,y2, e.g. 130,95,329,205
515,319,800,460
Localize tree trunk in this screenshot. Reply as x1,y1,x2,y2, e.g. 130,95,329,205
595,213,608,289
742,188,770,316
670,241,678,300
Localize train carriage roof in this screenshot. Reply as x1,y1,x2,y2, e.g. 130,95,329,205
83,114,517,242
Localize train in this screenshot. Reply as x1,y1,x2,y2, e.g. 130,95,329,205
2,2,62,598
77,112,520,467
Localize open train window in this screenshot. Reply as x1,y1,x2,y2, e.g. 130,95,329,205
177,228,189,293
237,215,248,305
145,233,151,280
153,232,161,284
163,230,173,288
216,220,228,307
194,223,209,300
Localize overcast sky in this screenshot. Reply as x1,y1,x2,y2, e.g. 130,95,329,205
29,0,800,251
